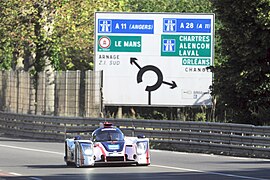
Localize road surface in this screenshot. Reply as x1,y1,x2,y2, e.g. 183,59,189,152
1,135,270,180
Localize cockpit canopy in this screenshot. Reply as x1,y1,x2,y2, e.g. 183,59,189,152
92,127,124,142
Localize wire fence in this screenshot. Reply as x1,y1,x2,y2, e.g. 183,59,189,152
0,70,102,117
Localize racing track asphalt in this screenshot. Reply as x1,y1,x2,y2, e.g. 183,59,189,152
1,135,270,180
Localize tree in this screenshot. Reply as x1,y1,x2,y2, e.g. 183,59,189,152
53,0,128,70
0,0,60,72
211,0,270,125
0,0,33,70
127,0,212,13
0,0,128,71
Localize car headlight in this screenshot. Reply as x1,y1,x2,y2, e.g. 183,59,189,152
81,143,93,156
137,141,148,155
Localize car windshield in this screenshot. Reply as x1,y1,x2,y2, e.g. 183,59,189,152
92,128,124,142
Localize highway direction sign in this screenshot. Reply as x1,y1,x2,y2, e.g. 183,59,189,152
94,12,214,106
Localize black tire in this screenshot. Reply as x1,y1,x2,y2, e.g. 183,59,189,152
66,161,74,166
65,142,75,167
75,146,80,168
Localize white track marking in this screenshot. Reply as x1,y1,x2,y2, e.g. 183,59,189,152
152,164,270,180
0,144,61,178
0,144,63,155
9,172,22,176
0,170,22,176
151,149,270,161
1,144,269,180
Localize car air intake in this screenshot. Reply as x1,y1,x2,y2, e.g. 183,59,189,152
106,156,125,162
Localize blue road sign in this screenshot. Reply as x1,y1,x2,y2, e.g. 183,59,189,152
98,19,154,34
162,39,176,52
163,18,211,33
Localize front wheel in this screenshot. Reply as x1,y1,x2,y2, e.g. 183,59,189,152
66,161,74,166
75,146,81,168
65,143,75,167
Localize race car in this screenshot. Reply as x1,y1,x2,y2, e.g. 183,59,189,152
64,122,150,167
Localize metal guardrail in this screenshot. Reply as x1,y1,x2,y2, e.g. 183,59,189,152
1,111,270,158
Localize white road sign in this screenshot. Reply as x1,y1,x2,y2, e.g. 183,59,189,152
94,12,214,106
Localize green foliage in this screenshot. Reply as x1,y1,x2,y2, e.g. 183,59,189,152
211,0,270,125
127,0,212,13
0,0,128,72
54,0,128,70
195,113,207,122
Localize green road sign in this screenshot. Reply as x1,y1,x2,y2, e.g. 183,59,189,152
161,34,211,57
98,35,141,52
182,58,211,66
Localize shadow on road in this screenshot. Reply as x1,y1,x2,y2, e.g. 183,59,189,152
25,163,136,169
0,172,240,180
1,169,270,180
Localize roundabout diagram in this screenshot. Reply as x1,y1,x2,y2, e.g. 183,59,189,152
130,57,177,105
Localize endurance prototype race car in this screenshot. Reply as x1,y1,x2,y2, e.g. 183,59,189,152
64,122,150,167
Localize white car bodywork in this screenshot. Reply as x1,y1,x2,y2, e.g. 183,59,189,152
64,124,150,167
